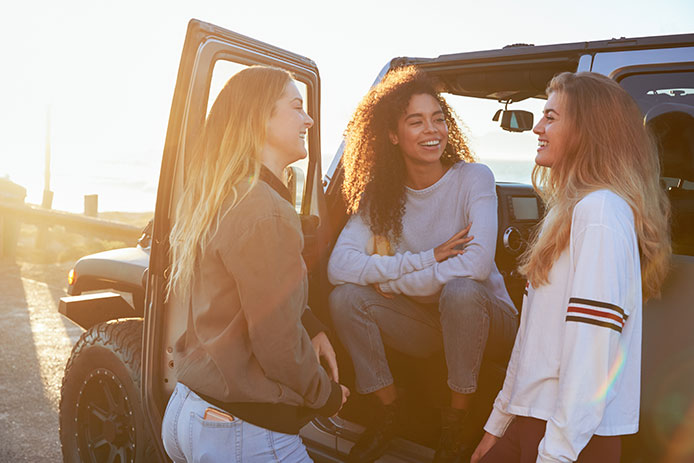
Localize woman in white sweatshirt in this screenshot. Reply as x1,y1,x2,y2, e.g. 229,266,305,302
471,72,671,463
327,66,518,463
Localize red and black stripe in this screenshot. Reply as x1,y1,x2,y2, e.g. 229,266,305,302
565,297,626,333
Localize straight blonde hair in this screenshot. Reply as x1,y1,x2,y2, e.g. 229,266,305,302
167,66,292,300
520,72,671,300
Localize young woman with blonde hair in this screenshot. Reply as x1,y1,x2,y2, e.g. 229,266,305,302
471,71,671,463
161,66,349,463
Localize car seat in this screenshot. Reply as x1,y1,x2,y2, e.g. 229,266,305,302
646,104,694,256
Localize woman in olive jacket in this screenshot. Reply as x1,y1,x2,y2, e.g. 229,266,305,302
161,66,349,463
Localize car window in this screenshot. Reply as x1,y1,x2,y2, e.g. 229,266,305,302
443,93,545,184
619,71,694,116
206,60,309,214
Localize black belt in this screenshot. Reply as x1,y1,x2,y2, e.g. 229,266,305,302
190,388,313,435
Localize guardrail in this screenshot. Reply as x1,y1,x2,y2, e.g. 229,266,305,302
0,200,142,255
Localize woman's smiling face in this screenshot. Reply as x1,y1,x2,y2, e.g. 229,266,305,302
264,80,314,168
533,91,570,168
389,93,449,168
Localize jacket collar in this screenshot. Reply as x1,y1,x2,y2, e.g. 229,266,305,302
259,166,293,205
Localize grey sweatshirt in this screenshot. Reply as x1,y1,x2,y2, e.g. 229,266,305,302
328,161,515,312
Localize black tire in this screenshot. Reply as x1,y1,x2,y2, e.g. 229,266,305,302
59,318,156,463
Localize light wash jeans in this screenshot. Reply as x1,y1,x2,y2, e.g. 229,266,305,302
161,382,313,463
329,278,518,395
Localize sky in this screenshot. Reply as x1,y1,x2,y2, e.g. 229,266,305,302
0,0,692,212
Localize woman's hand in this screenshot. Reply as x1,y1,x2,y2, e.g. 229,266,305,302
470,432,499,463
372,283,395,299
434,223,473,262
332,384,351,417
311,331,339,382
340,385,350,409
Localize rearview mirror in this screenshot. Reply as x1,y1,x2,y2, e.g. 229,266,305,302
493,109,534,133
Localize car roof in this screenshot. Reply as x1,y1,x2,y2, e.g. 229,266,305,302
402,33,694,68
384,33,694,102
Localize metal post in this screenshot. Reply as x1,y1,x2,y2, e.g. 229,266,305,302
37,108,52,249
42,107,53,209
84,194,98,217
0,215,4,259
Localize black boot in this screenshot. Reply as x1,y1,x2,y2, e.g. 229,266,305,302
347,400,400,463
433,407,468,463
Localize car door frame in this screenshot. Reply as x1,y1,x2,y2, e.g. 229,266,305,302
141,19,325,460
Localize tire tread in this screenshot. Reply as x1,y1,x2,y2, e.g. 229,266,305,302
59,318,157,462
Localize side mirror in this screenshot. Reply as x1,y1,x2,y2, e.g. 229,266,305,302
493,109,534,133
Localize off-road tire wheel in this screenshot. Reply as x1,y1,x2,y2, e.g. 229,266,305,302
59,318,155,463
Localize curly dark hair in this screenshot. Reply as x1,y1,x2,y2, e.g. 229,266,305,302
341,66,475,243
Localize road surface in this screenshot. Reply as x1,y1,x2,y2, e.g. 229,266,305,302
0,261,82,462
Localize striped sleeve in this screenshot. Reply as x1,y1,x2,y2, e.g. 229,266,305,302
484,282,528,438
537,201,637,462
566,297,627,333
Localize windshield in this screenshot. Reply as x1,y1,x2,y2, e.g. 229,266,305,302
443,93,545,185
323,92,545,186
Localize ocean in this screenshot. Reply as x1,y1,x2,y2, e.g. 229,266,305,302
8,153,161,214
9,151,535,214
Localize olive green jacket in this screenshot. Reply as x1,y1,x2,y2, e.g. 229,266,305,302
174,171,340,428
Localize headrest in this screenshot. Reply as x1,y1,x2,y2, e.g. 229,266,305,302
646,103,694,182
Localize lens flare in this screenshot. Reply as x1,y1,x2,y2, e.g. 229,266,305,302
663,397,694,460
591,345,626,403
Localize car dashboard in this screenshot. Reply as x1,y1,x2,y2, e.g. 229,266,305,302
494,183,543,310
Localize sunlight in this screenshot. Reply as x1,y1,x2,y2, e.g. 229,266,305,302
2,1,691,214
21,276,83,408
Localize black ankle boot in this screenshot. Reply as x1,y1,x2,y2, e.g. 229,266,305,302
433,407,468,463
347,400,400,463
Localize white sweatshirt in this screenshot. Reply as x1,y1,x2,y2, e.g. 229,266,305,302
484,190,642,463
328,161,515,312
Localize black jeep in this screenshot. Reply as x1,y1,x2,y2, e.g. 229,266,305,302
57,20,694,462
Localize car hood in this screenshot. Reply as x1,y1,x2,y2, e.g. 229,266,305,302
73,247,150,289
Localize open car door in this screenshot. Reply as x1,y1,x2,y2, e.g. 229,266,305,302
141,19,329,461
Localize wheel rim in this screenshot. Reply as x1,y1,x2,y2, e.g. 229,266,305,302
75,368,136,463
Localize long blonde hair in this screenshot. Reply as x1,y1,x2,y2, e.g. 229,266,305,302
520,72,671,300
167,66,292,300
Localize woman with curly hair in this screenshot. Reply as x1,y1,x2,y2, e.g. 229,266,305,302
471,72,671,462
327,66,519,462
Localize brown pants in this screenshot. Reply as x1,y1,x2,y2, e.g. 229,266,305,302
480,416,621,463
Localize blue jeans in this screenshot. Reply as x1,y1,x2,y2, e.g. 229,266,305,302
329,279,518,394
161,383,313,463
